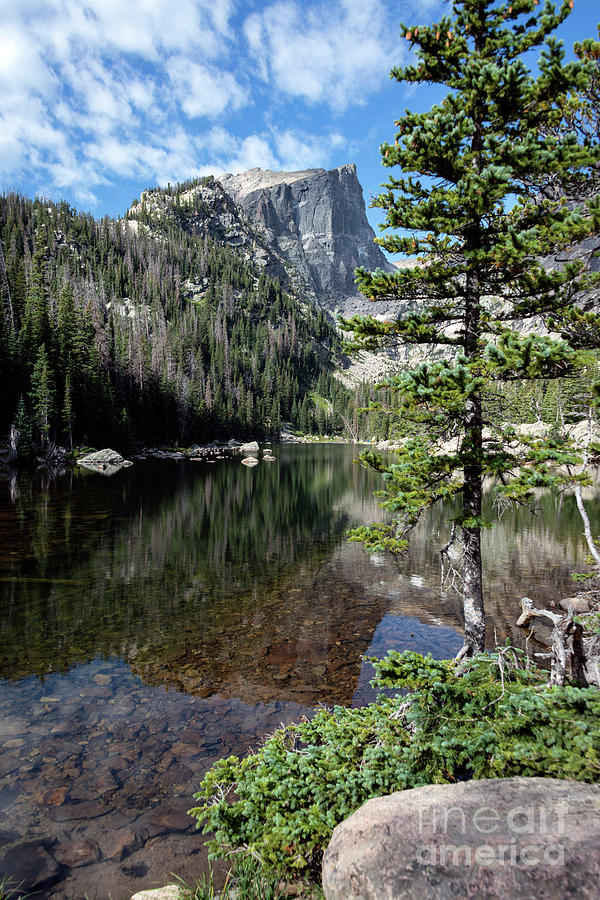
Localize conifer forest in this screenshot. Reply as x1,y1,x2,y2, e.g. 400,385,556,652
0,188,359,453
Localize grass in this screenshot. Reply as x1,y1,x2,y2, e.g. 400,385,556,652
0,877,31,900
175,857,288,900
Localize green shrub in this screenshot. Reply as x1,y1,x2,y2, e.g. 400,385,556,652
189,650,600,880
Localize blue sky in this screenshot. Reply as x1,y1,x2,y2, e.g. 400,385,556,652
0,0,598,236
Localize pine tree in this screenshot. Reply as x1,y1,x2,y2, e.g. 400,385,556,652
569,24,600,148
29,343,55,447
299,396,310,434
62,372,74,450
57,283,77,370
270,396,281,438
345,0,600,657
13,395,33,459
20,245,50,364
119,406,137,454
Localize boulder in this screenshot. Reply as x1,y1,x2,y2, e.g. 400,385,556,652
240,441,260,453
130,887,180,900
524,617,554,647
77,448,133,474
322,777,600,899
566,419,600,447
77,448,124,465
559,595,592,614
514,422,551,440
104,826,145,861
150,450,184,460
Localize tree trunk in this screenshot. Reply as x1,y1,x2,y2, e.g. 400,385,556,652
461,525,485,655
461,399,485,657
8,424,19,462
574,412,600,572
575,484,600,571
459,229,485,657
457,47,486,657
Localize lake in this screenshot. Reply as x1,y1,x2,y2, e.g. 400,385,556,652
0,444,597,898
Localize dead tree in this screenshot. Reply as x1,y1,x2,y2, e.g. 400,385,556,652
517,596,598,687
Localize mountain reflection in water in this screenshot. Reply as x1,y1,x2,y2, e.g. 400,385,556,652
0,445,597,899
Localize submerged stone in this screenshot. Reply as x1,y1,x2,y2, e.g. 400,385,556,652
54,838,100,868
0,841,59,891
104,826,145,862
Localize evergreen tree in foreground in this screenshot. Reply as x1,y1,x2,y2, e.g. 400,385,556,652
345,0,600,657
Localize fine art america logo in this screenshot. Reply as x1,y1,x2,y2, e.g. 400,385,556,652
416,801,567,867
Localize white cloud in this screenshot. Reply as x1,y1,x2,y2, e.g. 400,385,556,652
0,0,243,197
84,127,205,186
274,130,346,171
25,0,234,62
167,58,247,119
127,79,157,113
0,26,57,99
221,134,280,173
205,127,347,176
406,0,444,13
0,0,402,205
244,0,400,111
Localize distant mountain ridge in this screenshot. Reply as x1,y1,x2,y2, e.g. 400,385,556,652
218,164,397,317
132,164,397,319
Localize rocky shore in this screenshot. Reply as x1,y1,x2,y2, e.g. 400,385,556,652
0,432,364,475
374,419,600,456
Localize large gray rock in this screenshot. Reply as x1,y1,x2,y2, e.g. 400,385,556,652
219,165,397,317
77,448,133,475
77,448,124,465
322,777,600,899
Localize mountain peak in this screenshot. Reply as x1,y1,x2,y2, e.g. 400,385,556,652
218,164,394,316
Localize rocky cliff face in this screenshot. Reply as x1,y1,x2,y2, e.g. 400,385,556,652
219,164,397,317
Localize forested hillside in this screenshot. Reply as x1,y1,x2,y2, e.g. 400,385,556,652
0,189,354,452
